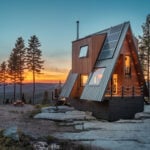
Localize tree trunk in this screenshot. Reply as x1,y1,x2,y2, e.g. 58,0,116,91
20,80,22,100
3,82,5,104
33,70,35,104
13,80,16,102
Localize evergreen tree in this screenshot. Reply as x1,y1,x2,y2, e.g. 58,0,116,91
7,48,19,101
14,37,26,99
139,14,150,95
26,35,44,104
0,61,7,103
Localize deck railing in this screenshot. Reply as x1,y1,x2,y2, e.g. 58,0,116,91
105,86,143,98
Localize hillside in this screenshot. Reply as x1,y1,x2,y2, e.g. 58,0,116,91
0,83,59,104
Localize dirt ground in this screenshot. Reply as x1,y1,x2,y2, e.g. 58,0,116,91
0,104,75,139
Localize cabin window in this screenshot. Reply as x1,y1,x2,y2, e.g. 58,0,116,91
79,46,88,58
80,75,88,86
125,56,131,77
89,68,105,85
112,74,118,94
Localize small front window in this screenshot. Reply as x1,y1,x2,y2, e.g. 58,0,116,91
81,75,88,86
89,68,105,85
79,46,88,58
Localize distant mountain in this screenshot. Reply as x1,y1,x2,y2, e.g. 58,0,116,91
0,83,60,104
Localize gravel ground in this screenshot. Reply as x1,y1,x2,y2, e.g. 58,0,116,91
1,104,150,150
0,104,75,139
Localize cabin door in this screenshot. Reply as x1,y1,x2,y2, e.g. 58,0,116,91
112,74,118,94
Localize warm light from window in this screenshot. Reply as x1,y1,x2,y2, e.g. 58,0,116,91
81,75,88,86
89,68,105,85
125,56,131,77
112,74,118,94
125,56,130,67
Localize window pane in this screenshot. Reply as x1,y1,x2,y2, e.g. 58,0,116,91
79,46,88,58
99,23,123,60
81,75,88,86
106,32,120,42
102,41,118,51
125,56,131,77
89,68,105,85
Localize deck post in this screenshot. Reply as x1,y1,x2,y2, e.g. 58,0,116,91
110,87,112,99
132,86,135,98
122,86,124,98
141,86,144,98
52,91,54,100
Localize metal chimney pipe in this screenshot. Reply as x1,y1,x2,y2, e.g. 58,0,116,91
76,21,79,40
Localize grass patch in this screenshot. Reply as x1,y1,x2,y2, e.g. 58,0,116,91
27,104,51,118
34,104,51,109
45,135,57,143
0,130,33,150
29,108,41,118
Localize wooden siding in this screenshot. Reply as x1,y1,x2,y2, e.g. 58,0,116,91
105,36,142,97
70,75,84,98
120,36,141,90
126,29,148,96
72,34,106,74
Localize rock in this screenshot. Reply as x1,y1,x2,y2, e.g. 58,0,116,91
134,112,150,119
32,141,48,150
116,119,143,123
35,105,95,122
48,143,60,150
3,126,19,141
144,105,150,113
65,110,86,115
34,110,95,122
41,106,74,113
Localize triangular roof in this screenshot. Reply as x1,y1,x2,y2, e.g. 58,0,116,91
80,22,147,101
61,22,148,100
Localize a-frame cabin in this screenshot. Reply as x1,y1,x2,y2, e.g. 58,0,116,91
60,22,148,121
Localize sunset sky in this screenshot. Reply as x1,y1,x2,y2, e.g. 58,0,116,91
0,0,150,83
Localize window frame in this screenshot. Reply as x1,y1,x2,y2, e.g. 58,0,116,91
88,68,105,86
124,55,131,78
79,45,88,58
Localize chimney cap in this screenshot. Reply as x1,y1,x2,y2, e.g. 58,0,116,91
76,20,79,40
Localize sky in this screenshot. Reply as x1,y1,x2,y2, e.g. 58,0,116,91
0,0,150,83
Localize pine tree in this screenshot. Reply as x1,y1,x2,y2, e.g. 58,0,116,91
14,37,26,99
26,35,44,104
8,48,19,101
139,14,150,96
0,61,7,103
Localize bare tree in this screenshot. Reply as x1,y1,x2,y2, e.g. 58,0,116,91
26,35,44,104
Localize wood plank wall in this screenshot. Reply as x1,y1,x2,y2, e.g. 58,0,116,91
106,36,141,96
72,34,106,74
